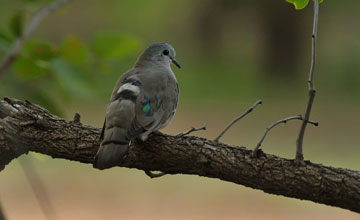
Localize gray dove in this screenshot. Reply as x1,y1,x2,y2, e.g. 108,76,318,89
93,42,181,170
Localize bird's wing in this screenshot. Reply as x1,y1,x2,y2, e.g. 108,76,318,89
126,71,168,139
102,68,177,140
99,69,136,138
94,69,139,169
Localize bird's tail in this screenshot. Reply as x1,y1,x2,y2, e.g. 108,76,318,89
93,127,130,170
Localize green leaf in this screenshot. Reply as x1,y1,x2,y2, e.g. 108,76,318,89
0,76,64,116
60,36,91,67
23,0,54,3
50,58,94,98
11,40,59,80
9,10,25,37
286,0,323,10
12,56,49,79
26,88,64,116
0,32,13,43
25,40,59,60
92,34,141,59
0,32,13,52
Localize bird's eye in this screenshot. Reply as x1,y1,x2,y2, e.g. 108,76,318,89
163,50,169,56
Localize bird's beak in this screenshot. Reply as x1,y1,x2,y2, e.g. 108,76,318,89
170,57,181,69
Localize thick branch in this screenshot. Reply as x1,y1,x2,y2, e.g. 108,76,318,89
0,0,73,76
296,0,319,163
0,98,359,213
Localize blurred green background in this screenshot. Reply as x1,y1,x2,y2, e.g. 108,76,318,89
1,0,360,219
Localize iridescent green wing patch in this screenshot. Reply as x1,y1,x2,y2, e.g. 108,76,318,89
141,96,153,116
154,94,162,109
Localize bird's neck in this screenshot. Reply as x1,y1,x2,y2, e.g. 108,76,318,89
134,57,171,72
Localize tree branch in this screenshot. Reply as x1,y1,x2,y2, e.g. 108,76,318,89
0,0,73,76
296,0,319,164
0,98,359,213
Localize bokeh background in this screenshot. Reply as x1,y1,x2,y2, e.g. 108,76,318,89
1,0,360,219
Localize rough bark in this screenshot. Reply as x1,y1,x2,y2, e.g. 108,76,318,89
0,98,359,213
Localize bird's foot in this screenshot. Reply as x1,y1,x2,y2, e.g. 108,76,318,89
152,130,164,136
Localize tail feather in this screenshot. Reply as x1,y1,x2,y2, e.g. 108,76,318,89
93,142,129,170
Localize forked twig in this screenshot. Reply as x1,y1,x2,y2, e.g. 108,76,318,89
253,115,318,156
0,0,73,76
214,100,262,142
176,122,207,137
295,0,319,164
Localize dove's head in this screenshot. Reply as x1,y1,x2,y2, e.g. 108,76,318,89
136,43,181,69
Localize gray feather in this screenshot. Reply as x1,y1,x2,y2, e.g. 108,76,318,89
93,142,129,170
100,119,106,141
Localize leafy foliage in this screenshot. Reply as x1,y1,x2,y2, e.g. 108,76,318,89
286,0,323,10
0,33,142,115
60,36,91,68
0,1,142,115
9,10,25,37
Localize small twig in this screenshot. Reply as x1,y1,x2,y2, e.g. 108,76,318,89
214,100,262,142
176,122,207,137
72,112,81,124
19,157,58,220
295,0,319,165
144,170,166,179
253,115,318,156
0,0,73,76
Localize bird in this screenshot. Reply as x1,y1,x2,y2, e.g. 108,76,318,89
93,42,181,170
